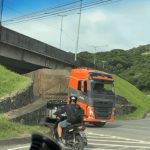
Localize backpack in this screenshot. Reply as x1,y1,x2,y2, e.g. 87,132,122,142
67,105,84,124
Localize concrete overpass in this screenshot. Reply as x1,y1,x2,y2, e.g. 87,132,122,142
0,26,108,74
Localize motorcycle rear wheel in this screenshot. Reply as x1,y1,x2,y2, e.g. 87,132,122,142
72,135,84,150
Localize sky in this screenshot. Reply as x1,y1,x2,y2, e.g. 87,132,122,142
1,0,150,54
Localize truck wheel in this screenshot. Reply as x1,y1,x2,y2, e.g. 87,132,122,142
93,122,106,127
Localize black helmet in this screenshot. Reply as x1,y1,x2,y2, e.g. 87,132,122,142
69,96,77,104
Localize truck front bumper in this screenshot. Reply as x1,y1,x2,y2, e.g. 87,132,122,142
83,118,114,122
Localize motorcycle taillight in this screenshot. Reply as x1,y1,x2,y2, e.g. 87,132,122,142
81,125,86,130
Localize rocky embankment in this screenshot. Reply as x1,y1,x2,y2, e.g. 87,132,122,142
0,83,138,124
114,95,137,116
0,83,47,125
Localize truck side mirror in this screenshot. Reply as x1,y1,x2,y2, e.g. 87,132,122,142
81,81,84,92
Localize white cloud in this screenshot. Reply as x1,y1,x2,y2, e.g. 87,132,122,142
3,0,150,54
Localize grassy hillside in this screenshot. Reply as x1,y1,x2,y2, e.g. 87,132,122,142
0,114,46,139
0,64,46,139
78,44,150,93
0,64,31,98
113,74,150,120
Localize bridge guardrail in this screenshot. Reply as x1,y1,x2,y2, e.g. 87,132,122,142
0,26,111,73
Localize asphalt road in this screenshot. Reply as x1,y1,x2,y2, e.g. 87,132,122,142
2,116,150,150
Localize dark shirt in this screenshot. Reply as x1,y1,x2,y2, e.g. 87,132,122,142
61,104,80,115
60,104,82,123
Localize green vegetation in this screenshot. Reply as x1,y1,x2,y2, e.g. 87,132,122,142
0,114,46,139
78,44,150,93
78,48,150,119
141,51,150,55
0,64,46,139
112,74,150,120
0,59,150,139
0,64,31,98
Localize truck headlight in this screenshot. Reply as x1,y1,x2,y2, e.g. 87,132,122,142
113,108,115,115
88,106,94,116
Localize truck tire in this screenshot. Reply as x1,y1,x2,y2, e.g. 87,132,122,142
93,122,106,127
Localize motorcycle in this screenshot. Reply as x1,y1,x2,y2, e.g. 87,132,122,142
45,113,87,150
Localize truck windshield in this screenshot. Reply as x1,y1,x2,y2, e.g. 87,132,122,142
90,80,115,94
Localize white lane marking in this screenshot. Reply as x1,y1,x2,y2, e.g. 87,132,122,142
9,146,104,150
65,148,111,150
87,135,150,144
86,132,150,144
86,132,110,136
8,147,107,150
118,148,129,150
87,135,137,141
7,145,30,150
84,148,110,150
88,143,150,149
88,139,150,144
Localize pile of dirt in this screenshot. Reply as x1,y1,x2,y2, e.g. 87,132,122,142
24,69,70,101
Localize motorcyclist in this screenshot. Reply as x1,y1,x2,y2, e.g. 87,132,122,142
56,96,81,146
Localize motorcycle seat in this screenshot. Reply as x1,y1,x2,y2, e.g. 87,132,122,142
65,123,84,130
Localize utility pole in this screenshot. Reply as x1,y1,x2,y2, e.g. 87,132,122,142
59,15,67,49
75,0,83,62
94,47,97,64
0,0,4,26
101,61,107,68
87,45,108,64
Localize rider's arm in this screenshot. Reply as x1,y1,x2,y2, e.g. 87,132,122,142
53,105,67,118
60,105,67,114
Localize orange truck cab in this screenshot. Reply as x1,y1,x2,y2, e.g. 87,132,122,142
67,68,115,127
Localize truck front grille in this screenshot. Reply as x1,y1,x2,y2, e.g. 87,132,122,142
94,102,113,119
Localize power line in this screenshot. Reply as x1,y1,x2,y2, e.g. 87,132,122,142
1,0,122,53
2,0,121,27
2,0,122,25
62,30,86,52
2,3,86,52
3,4,60,30
3,6,80,25
2,0,81,22
3,0,120,25
19,0,80,17
83,0,122,10
3,0,105,22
